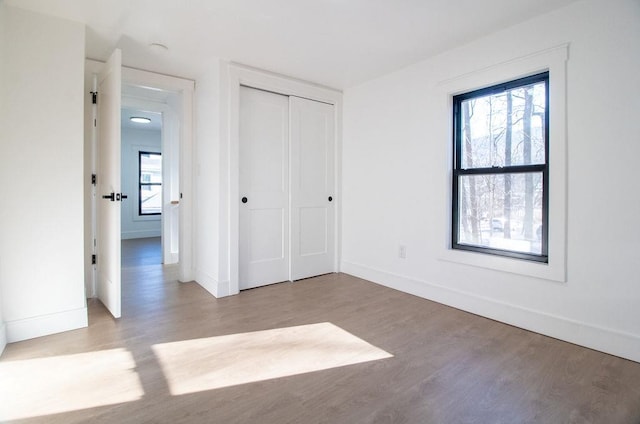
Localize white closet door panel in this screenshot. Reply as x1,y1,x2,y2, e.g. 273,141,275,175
299,207,327,256
239,86,290,289
290,96,335,280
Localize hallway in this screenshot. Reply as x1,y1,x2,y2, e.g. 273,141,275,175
120,237,180,318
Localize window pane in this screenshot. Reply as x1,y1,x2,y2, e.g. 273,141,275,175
141,184,162,215
457,173,543,255
460,81,546,169
140,153,162,184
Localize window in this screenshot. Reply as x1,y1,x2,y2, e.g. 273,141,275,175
452,72,549,262
139,151,162,216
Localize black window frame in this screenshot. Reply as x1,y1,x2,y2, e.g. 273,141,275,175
452,72,549,263
138,151,162,216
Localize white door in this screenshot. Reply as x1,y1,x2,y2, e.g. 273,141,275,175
239,86,290,289
290,97,335,280
96,49,122,318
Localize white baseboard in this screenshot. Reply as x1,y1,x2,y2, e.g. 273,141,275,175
215,280,231,298
121,230,161,240
196,269,230,298
341,261,640,363
6,307,88,343
0,322,7,356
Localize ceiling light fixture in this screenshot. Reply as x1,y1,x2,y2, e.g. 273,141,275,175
130,117,151,124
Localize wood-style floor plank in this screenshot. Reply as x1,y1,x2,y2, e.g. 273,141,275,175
1,238,640,423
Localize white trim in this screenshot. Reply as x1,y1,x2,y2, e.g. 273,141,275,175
0,322,7,356
229,62,341,102
437,44,569,282
341,261,640,363
121,230,161,240
131,215,162,223
121,66,195,93
226,63,343,296
6,307,88,343
196,269,230,298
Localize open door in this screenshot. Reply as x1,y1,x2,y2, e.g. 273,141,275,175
96,49,122,318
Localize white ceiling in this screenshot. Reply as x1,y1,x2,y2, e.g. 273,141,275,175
5,0,580,89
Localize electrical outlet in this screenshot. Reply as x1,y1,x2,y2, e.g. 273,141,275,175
399,245,406,259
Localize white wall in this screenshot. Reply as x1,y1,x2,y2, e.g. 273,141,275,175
0,260,5,354
194,59,223,296
0,285,5,354
0,6,87,342
0,2,7,355
121,127,162,239
342,0,640,362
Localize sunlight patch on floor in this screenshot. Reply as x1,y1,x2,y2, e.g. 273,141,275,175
0,348,144,421
152,322,393,395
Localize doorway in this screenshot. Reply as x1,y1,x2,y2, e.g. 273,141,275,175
121,108,163,267
84,58,195,317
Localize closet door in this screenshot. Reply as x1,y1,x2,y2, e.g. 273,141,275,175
290,96,335,280
239,86,290,289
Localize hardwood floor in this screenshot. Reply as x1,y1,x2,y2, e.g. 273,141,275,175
1,244,640,423
121,237,162,267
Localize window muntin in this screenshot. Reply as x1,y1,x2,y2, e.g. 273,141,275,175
139,151,162,216
452,72,548,262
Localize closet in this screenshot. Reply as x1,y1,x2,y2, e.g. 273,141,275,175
239,86,335,290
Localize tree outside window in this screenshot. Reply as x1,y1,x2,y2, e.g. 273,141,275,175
452,72,548,262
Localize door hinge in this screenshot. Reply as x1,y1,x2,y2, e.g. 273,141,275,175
91,91,98,104
91,254,97,265
91,174,97,185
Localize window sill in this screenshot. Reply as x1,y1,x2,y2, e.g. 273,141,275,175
439,247,565,282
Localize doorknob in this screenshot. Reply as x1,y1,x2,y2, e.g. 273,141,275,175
102,192,115,201
328,196,333,202
241,197,248,203
120,194,128,200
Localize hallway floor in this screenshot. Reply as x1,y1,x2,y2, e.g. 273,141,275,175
121,237,162,268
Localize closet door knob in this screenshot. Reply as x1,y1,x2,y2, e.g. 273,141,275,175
242,197,248,203
328,196,333,202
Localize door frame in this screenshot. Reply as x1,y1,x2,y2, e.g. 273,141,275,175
227,64,343,296
85,60,195,298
